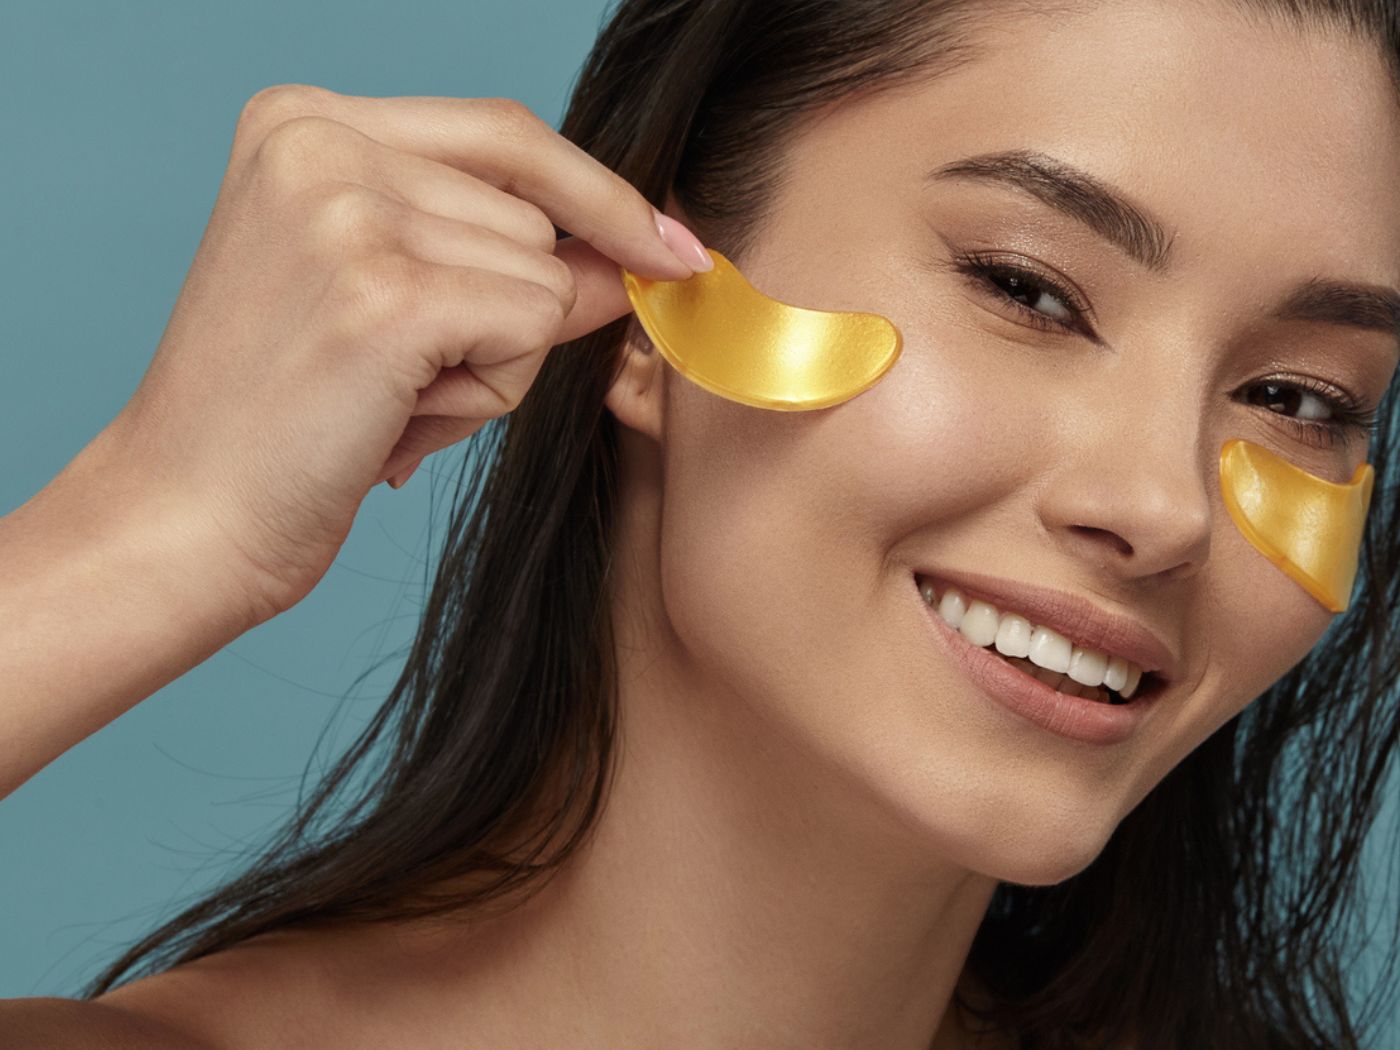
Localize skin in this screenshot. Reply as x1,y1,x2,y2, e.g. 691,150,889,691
100,2,1400,1048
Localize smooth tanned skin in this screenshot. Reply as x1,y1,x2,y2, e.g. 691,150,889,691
23,3,1399,1048
0,998,213,1049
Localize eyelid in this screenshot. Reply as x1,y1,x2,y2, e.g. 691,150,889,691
944,248,1382,434
957,253,1097,338
1267,373,1365,415
1247,375,1380,451
945,252,1380,452
963,250,1094,314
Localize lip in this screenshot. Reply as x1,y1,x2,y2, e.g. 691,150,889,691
911,575,1163,746
910,566,1180,683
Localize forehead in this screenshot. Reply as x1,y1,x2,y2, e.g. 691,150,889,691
776,0,1400,287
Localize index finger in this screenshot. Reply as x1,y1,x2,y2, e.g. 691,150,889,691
238,85,704,281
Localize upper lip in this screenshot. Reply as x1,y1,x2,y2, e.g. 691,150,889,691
913,566,1180,683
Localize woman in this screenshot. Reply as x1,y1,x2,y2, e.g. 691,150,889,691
2,0,1397,1046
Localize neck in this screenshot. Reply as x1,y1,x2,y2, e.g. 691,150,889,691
505,660,998,1048
370,436,1004,1049
432,464,1001,1049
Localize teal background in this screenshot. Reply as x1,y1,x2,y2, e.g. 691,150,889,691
0,0,1395,1029
0,0,616,996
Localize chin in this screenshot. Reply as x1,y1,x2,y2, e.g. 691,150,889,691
981,838,1112,888
948,795,1123,887
867,760,1126,888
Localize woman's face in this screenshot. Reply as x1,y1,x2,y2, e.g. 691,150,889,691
613,1,1400,884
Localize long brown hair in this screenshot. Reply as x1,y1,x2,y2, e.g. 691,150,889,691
85,2,1400,1046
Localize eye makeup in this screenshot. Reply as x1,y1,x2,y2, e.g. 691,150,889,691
950,249,1097,338
940,243,1383,453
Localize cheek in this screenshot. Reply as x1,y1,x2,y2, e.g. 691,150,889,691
1129,515,1336,799
657,332,1003,567
1203,545,1334,721
833,332,1057,536
650,335,1043,700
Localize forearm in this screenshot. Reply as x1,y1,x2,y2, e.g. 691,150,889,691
0,432,259,800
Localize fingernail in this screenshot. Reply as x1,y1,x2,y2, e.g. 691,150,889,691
653,209,714,273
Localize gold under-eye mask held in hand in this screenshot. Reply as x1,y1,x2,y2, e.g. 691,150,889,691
619,249,903,411
1219,438,1374,613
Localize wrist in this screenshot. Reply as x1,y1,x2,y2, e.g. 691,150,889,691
33,426,269,650
0,431,266,796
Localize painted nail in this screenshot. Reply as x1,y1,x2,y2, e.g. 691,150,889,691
653,209,714,273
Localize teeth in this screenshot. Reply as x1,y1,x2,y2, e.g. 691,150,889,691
958,600,1001,648
1027,625,1072,674
1067,646,1107,688
919,577,1149,701
941,596,968,632
1122,663,1143,700
993,613,1033,659
1103,655,1130,692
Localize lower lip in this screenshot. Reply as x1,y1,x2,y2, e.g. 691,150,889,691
912,575,1154,746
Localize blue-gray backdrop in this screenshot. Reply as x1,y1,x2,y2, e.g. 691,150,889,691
0,0,617,996
2,0,1396,1025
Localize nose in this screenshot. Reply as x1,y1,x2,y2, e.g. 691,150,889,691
1035,358,1214,585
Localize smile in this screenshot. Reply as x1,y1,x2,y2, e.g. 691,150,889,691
912,573,1167,746
917,575,1152,703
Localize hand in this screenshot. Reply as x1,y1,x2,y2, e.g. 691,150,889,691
92,84,709,626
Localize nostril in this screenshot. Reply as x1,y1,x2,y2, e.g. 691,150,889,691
1071,525,1134,558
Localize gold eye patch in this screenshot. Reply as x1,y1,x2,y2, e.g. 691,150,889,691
1220,438,1374,613
619,248,903,411
620,253,1373,612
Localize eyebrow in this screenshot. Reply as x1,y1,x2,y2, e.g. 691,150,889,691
928,148,1400,350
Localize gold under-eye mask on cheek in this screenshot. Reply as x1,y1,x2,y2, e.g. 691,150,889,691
619,248,903,411
1219,438,1375,613
620,256,1374,610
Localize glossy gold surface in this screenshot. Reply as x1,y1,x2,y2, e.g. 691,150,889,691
622,255,1374,611
620,249,903,411
1219,438,1374,612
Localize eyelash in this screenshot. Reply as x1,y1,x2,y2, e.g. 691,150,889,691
951,251,1382,451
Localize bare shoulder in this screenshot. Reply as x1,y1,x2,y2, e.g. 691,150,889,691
0,995,214,1049
102,913,537,1049
88,928,355,1050
0,931,349,1050
0,928,352,1050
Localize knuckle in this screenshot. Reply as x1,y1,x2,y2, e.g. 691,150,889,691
235,83,333,150
576,173,650,247
474,96,545,145
516,202,559,253
539,252,577,312
253,116,342,188
332,252,424,326
518,277,568,334
477,95,539,124
239,84,314,124
307,182,385,247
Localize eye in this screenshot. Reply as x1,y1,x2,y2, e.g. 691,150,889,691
947,249,1382,452
1245,380,1332,422
951,251,1093,336
1239,378,1380,451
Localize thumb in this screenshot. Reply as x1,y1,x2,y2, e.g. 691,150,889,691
552,234,637,346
